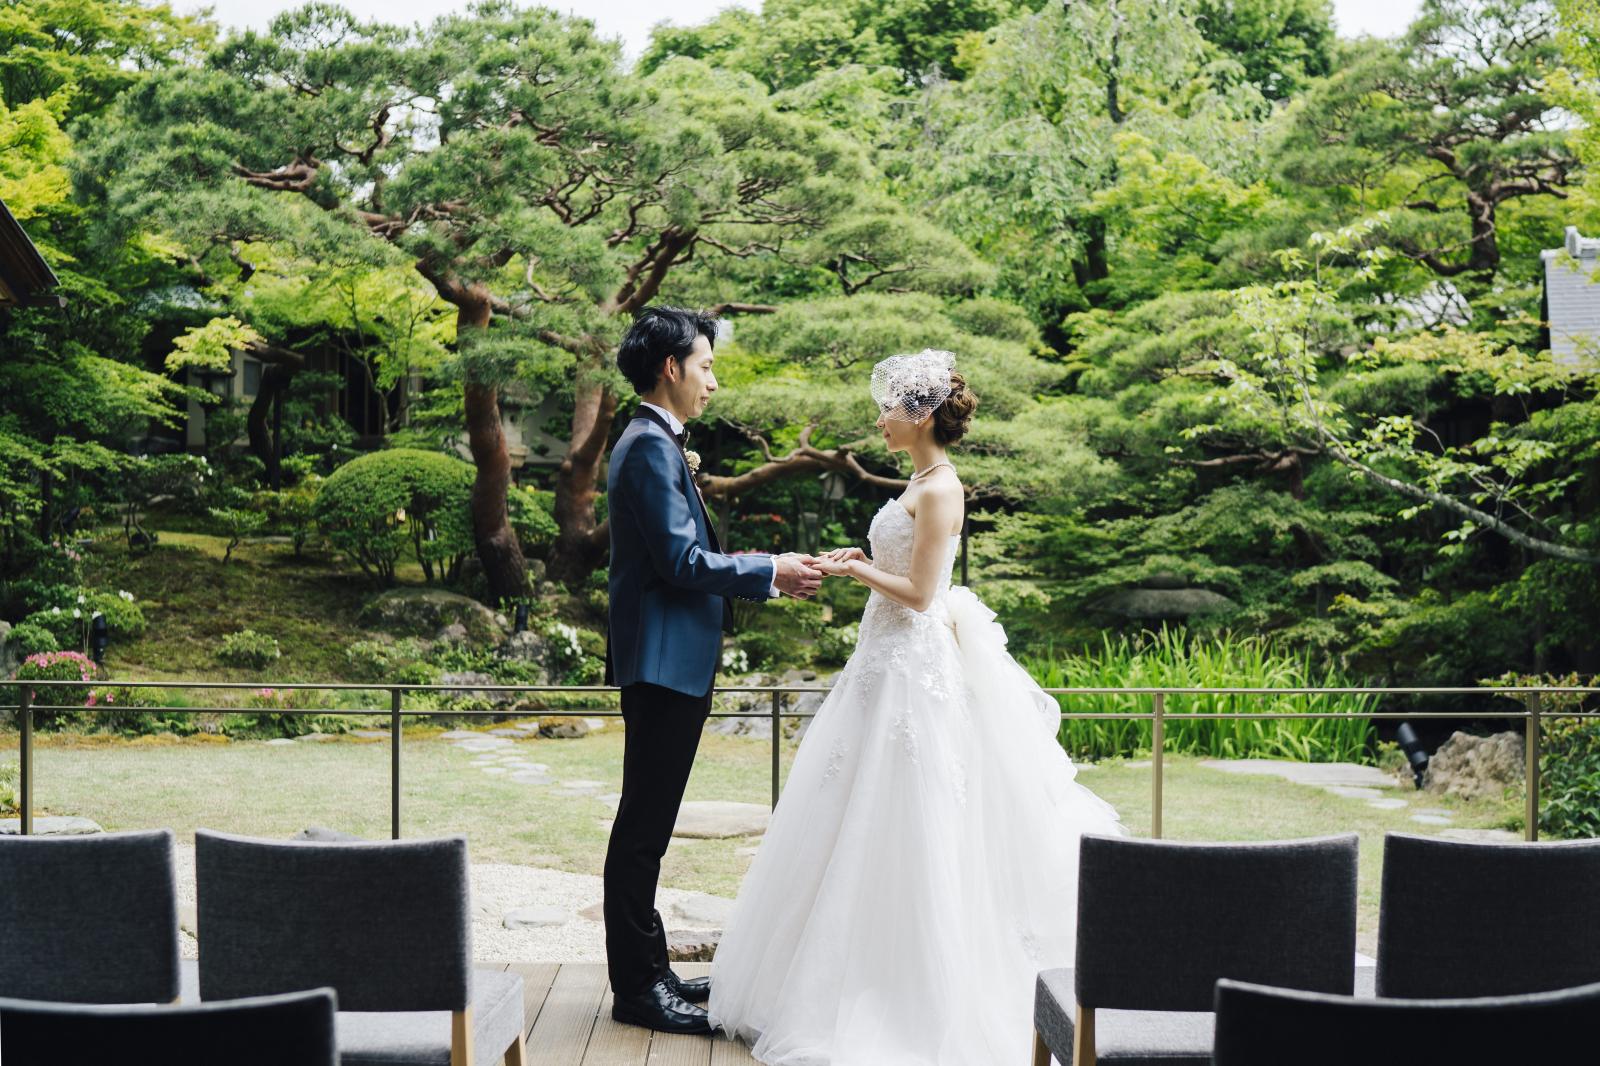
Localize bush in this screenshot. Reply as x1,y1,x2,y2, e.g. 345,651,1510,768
315,449,476,585
253,478,321,555
1489,673,1600,840
208,506,267,563
567,655,606,685
7,622,58,657
814,622,859,666
84,686,198,737
509,485,559,552
222,687,345,738
14,650,98,726
0,762,16,813
218,629,282,669
736,630,790,671
19,587,147,650
346,638,428,682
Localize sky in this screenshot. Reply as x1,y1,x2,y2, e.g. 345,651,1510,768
184,0,1429,58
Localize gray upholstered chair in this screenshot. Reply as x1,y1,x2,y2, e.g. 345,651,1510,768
0,987,338,1066
194,829,525,1066
1032,833,1361,1066
1212,976,1600,1066
0,828,180,1003
1377,831,1600,998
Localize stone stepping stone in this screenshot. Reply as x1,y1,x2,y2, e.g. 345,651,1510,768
670,893,734,926
598,793,622,810
481,766,508,775
488,728,524,737
294,732,337,742
510,771,554,785
1366,798,1409,810
582,717,608,731
578,901,605,922
1439,828,1522,843
500,760,544,771
438,730,482,740
455,738,513,753
1124,759,1152,768
1410,814,1454,826
0,816,103,836
502,905,570,929
673,801,770,839
352,729,391,739
561,779,608,791
1201,759,1396,790
1413,808,1454,817
1323,786,1385,800
266,738,296,746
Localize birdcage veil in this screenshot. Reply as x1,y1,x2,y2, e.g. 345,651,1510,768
870,349,956,422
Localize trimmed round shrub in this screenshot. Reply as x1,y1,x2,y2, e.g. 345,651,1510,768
7,622,59,657
814,622,859,666
315,449,476,585
14,650,98,726
218,629,281,669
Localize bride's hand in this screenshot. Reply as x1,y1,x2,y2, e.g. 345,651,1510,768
812,556,854,577
822,546,869,565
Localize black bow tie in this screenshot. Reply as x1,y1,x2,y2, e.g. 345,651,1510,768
675,428,689,450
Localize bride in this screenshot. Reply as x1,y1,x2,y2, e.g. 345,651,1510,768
707,349,1126,1064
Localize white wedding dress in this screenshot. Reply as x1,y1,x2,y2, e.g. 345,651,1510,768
708,497,1126,1065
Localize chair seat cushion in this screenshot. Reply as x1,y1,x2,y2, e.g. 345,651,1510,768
1034,967,1377,1065
336,968,522,1066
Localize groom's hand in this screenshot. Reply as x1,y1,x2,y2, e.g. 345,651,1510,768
772,553,824,600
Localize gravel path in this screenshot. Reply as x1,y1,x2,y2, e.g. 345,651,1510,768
172,844,728,962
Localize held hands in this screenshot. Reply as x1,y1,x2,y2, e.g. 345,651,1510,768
813,546,868,578
772,552,825,600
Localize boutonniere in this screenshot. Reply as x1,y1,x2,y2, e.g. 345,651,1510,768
684,449,701,474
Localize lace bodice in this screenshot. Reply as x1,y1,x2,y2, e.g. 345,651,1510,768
857,497,961,640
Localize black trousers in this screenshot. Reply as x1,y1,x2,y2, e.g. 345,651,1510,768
604,681,712,997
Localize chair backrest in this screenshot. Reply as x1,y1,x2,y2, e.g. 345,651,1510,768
195,829,471,1012
1212,977,1600,1066
0,988,338,1066
1074,833,1358,1012
0,829,179,1003
1377,832,1600,997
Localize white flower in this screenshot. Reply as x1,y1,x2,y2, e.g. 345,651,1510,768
91,610,104,620
72,608,81,619
721,647,749,673
119,590,134,602
51,606,61,615
684,449,701,474
395,508,406,522
76,593,86,605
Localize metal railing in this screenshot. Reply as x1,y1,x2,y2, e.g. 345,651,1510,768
3,681,1598,842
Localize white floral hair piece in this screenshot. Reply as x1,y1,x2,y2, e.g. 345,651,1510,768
870,348,956,422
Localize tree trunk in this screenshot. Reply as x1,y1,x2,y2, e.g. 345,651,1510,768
247,364,292,487
458,291,530,602
547,354,617,588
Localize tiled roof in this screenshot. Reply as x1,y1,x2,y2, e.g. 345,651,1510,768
1542,225,1600,364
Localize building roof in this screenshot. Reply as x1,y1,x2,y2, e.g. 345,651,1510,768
0,197,62,309
1541,225,1600,364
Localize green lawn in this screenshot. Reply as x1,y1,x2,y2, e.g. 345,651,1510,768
0,729,1517,954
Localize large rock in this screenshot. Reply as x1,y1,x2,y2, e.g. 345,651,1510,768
673,801,770,839
440,671,500,702
1423,731,1524,801
360,588,503,642
667,929,721,962
708,669,834,741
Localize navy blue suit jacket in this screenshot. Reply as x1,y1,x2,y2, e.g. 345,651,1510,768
605,409,772,697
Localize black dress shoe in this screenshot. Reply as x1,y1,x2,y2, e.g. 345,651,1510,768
664,971,711,1004
612,978,716,1034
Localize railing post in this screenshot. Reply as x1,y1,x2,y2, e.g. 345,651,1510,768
1151,691,1165,840
391,687,403,841
771,689,781,811
1524,690,1541,842
18,685,33,836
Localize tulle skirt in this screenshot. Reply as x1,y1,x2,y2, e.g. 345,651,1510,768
708,588,1125,1065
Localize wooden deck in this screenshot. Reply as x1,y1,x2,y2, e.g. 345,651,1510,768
494,962,757,1065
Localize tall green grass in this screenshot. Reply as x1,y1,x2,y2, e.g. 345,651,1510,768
1022,627,1376,763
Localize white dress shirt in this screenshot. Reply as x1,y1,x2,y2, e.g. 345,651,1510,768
639,402,780,598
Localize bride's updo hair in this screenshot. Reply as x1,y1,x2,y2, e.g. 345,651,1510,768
932,372,977,445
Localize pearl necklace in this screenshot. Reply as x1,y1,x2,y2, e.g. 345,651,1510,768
910,460,955,481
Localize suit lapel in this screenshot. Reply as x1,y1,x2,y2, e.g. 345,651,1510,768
630,409,721,548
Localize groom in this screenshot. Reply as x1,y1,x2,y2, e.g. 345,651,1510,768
604,305,823,1033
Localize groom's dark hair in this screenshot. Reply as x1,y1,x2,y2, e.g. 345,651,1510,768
616,305,720,395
